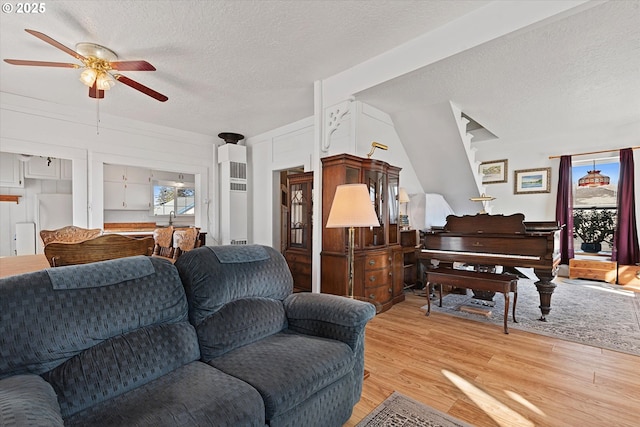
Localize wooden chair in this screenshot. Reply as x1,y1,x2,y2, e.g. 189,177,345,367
40,226,102,247
44,234,154,267
152,226,174,259
172,227,201,260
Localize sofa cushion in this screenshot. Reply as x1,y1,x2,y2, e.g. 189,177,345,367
0,257,188,379
64,361,266,427
209,331,354,420
43,322,200,418
0,375,64,427
175,245,293,326
197,297,287,360
267,373,354,427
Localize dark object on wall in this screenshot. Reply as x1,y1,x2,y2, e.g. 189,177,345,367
218,132,244,144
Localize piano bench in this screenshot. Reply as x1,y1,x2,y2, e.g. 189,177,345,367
424,268,519,334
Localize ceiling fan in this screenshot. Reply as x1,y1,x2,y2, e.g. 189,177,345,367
4,29,168,102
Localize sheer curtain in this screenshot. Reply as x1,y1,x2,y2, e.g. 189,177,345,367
555,155,574,264
612,148,639,264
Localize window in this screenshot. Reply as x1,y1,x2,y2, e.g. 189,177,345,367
572,157,619,253
153,181,195,216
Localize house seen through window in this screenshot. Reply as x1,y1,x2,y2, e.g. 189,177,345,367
572,158,619,253
154,181,195,216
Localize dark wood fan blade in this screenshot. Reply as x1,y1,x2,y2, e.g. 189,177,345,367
88,82,105,99
110,60,156,71
114,74,168,102
4,59,79,68
25,29,86,61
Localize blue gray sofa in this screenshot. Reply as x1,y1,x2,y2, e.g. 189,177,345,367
0,245,376,426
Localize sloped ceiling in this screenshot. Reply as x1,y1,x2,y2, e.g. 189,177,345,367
356,0,640,213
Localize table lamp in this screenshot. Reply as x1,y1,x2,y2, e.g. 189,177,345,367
326,184,380,297
398,187,410,230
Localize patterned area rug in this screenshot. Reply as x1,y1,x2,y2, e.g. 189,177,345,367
419,277,640,356
356,391,472,427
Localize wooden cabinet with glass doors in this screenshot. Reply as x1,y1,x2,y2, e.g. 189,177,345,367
284,172,313,292
321,153,403,312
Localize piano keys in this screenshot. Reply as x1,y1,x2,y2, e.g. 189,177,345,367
417,213,561,321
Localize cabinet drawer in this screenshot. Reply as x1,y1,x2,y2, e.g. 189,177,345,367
364,283,393,304
364,253,391,270
364,268,392,288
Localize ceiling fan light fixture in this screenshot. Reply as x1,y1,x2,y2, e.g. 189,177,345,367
75,42,117,62
96,72,115,90
80,68,97,87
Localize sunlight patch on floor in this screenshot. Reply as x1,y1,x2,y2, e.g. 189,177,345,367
504,390,546,416
442,369,536,427
583,284,636,297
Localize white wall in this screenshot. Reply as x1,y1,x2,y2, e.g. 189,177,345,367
246,116,315,248
0,92,218,251
473,123,640,222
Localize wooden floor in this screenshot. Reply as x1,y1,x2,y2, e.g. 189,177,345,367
344,293,640,427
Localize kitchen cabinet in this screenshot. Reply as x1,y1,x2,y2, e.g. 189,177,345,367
0,153,24,187
104,164,151,210
24,156,60,180
321,153,403,312
23,157,72,180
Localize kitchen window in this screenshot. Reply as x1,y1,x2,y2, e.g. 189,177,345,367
153,180,195,216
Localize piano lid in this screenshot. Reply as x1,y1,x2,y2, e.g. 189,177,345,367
444,213,527,234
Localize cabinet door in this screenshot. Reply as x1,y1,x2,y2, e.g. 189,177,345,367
362,169,385,247
0,153,24,187
104,181,126,209
24,157,60,179
104,164,126,182
125,183,151,210
125,167,151,184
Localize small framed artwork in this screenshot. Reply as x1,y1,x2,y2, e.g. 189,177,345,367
479,159,508,184
514,168,551,194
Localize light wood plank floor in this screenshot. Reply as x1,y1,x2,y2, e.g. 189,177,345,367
345,293,640,427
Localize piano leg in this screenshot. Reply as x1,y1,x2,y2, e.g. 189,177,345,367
534,269,557,321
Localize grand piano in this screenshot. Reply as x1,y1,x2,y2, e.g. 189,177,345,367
417,213,561,321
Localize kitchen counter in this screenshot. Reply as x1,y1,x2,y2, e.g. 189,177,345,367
103,223,206,246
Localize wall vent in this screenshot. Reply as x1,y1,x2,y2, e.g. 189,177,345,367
230,162,247,179
230,239,247,245
230,182,247,192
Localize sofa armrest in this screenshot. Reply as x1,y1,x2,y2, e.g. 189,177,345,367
283,293,376,350
0,375,64,426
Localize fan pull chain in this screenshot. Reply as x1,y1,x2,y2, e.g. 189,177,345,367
96,97,100,135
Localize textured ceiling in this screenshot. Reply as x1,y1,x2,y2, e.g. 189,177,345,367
0,0,489,139
357,0,640,146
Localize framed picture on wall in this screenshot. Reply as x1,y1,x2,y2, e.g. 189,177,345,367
514,168,551,194
479,159,508,184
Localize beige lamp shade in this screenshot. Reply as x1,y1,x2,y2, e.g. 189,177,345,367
326,184,380,228
398,187,410,204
